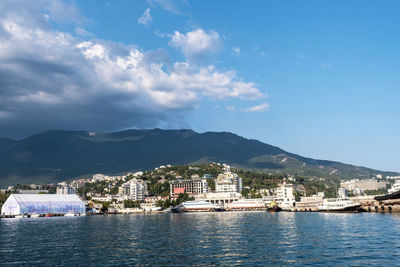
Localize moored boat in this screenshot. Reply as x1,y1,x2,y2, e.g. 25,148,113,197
227,199,266,210
267,201,282,212
164,207,172,213
317,199,361,213
388,180,400,194
171,200,224,213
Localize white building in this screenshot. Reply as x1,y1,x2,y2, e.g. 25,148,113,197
387,176,400,180
91,195,127,202
276,183,295,209
340,179,388,191
91,174,127,183
169,179,208,196
120,179,148,201
130,179,147,201
1,194,85,215
119,183,130,196
56,185,76,195
338,187,348,199
215,171,242,193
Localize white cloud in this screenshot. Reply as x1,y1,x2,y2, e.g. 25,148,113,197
75,27,94,37
245,102,270,112
0,1,263,138
169,29,222,62
297,54,305,59
147,0,186,14
46,0,87,23
321,62,331,68
138,8,152,26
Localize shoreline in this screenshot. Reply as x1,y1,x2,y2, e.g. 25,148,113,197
1,207,398,219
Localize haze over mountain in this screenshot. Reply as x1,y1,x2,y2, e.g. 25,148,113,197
0,129,397,186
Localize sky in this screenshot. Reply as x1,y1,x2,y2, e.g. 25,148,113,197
0,0,399,172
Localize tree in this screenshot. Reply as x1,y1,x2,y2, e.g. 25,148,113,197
207,178,215,191
110,186,119,195
0,191,10,210
124,199,140,208
241,188,250,198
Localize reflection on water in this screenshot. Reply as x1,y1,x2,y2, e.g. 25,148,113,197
1,212,400,265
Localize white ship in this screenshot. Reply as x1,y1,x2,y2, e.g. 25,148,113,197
227,199,266,210
388,180,400,194
172,200,224,213
317,198,361,212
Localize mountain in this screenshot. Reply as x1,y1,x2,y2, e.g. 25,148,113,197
0,129,397,186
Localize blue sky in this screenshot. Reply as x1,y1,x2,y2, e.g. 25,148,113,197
0,0,399,172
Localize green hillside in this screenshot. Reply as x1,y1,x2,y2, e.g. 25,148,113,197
0,129,397,186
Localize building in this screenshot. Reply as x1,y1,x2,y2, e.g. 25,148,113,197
169,179,208,196
256,189,272,198
296,192,324,211
144,196,171,203
91,174,127,183
341,179,388,192
215,171,242,193
119,183,130,196
276,183,295,209
1,194,85,215
120,179,148,201
338,187,348,199
294,184,306,196
70,179,86,189
129,179,147,201
91,195,126,202
56,185,76,195
387,176,400,180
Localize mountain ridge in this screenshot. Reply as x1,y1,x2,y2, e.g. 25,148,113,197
0,129,397,186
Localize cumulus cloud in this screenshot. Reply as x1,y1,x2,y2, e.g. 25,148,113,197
138,8,152,26
232,47,240,55
245,103,270,112
0,1,263,138
169,29,222,62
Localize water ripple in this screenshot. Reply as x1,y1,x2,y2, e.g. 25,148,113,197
1,213,400,265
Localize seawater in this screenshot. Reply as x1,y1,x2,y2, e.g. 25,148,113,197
1,212,400,266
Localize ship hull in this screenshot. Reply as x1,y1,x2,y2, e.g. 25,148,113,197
318,204,361,213
171,204,225,213
171,205,186,213
267,206,282,212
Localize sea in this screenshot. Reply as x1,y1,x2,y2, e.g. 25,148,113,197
1,212,400,266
